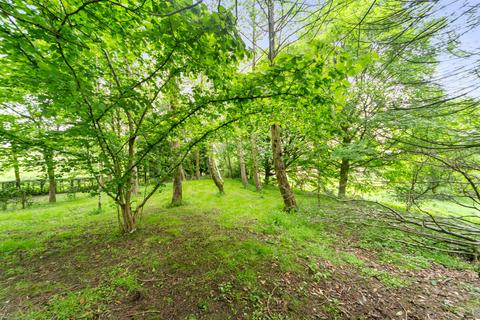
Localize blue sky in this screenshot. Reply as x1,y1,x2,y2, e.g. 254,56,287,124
433,0,480,99
217,0,480,99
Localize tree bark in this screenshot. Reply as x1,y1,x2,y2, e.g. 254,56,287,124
195,148,201,180
123,110,137,233
11,144,25,208
143,161,149,185
224,136,233,178
98,161,103,210
338,158,350,198
180,166,187,181
44,149,56,203
169,97,183,206
249,8,261,192
132,166,139,195
316,167,322,206
171,161,183,206
264,161,273,185
250,133,262,191
266,0,296,211
120,172,136,233
11,146,21,189
208,147,224,194
237,134,248,188
119,199,135,234
171,138,183,206
271,124,297,211
131,143,140,196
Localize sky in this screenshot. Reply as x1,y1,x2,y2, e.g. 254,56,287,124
433,0,480,99
214,0,480,100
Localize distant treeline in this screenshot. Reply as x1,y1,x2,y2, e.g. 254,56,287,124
0,177,97,196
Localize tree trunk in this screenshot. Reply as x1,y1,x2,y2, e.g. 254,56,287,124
144,162,149,185
120,189,136,234
181,166,187,181
171,137,183,206
169,97,183,206
119,200,135,234
208,147,225,194
267,0,276,62
316,167,322,206
11,144,25,208
224,137,233,178
271,124,297,211
98,187,102,210
264,161,273,186
126,123,139,196
132,167,139,195
123,109,137,232
266,0,296,211
250,133,262,191
98,161,103,210
338,158,350,198
12,147,21,189
195,148,201,180
131,144,140,195
171,162,183,206
44,149,56,203
249,3,261,192
237,135,248,188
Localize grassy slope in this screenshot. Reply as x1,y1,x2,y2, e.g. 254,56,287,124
0,179,479,319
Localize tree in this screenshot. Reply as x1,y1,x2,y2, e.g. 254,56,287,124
0,1,247,232
208,144,225,194
236,130,249,188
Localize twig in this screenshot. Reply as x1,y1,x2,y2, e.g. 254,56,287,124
126,309,162,317
265,283,279,317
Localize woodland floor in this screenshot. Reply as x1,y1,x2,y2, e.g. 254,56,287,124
0,179,479,319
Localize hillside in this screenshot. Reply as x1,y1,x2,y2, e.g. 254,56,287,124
0,180,478,319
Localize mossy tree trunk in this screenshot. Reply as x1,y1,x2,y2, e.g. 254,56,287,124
337,158,349,198
11,145,21,189
251,133,262,191
171,139,183,206
266,0,296,211
271,124,297,211
119,196,135,234
171,163,183,206
237,134,248,188
209,146,224,194
264,160,273,185
131,143,140,196
11,143,25,208
43,148,56,203
120,110,137,233
170,97,183,206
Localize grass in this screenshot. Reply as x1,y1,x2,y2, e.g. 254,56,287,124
367,193,480,218
0,179,478,319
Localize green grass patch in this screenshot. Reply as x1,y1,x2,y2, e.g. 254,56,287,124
1,179,477,319
17,286,114,320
